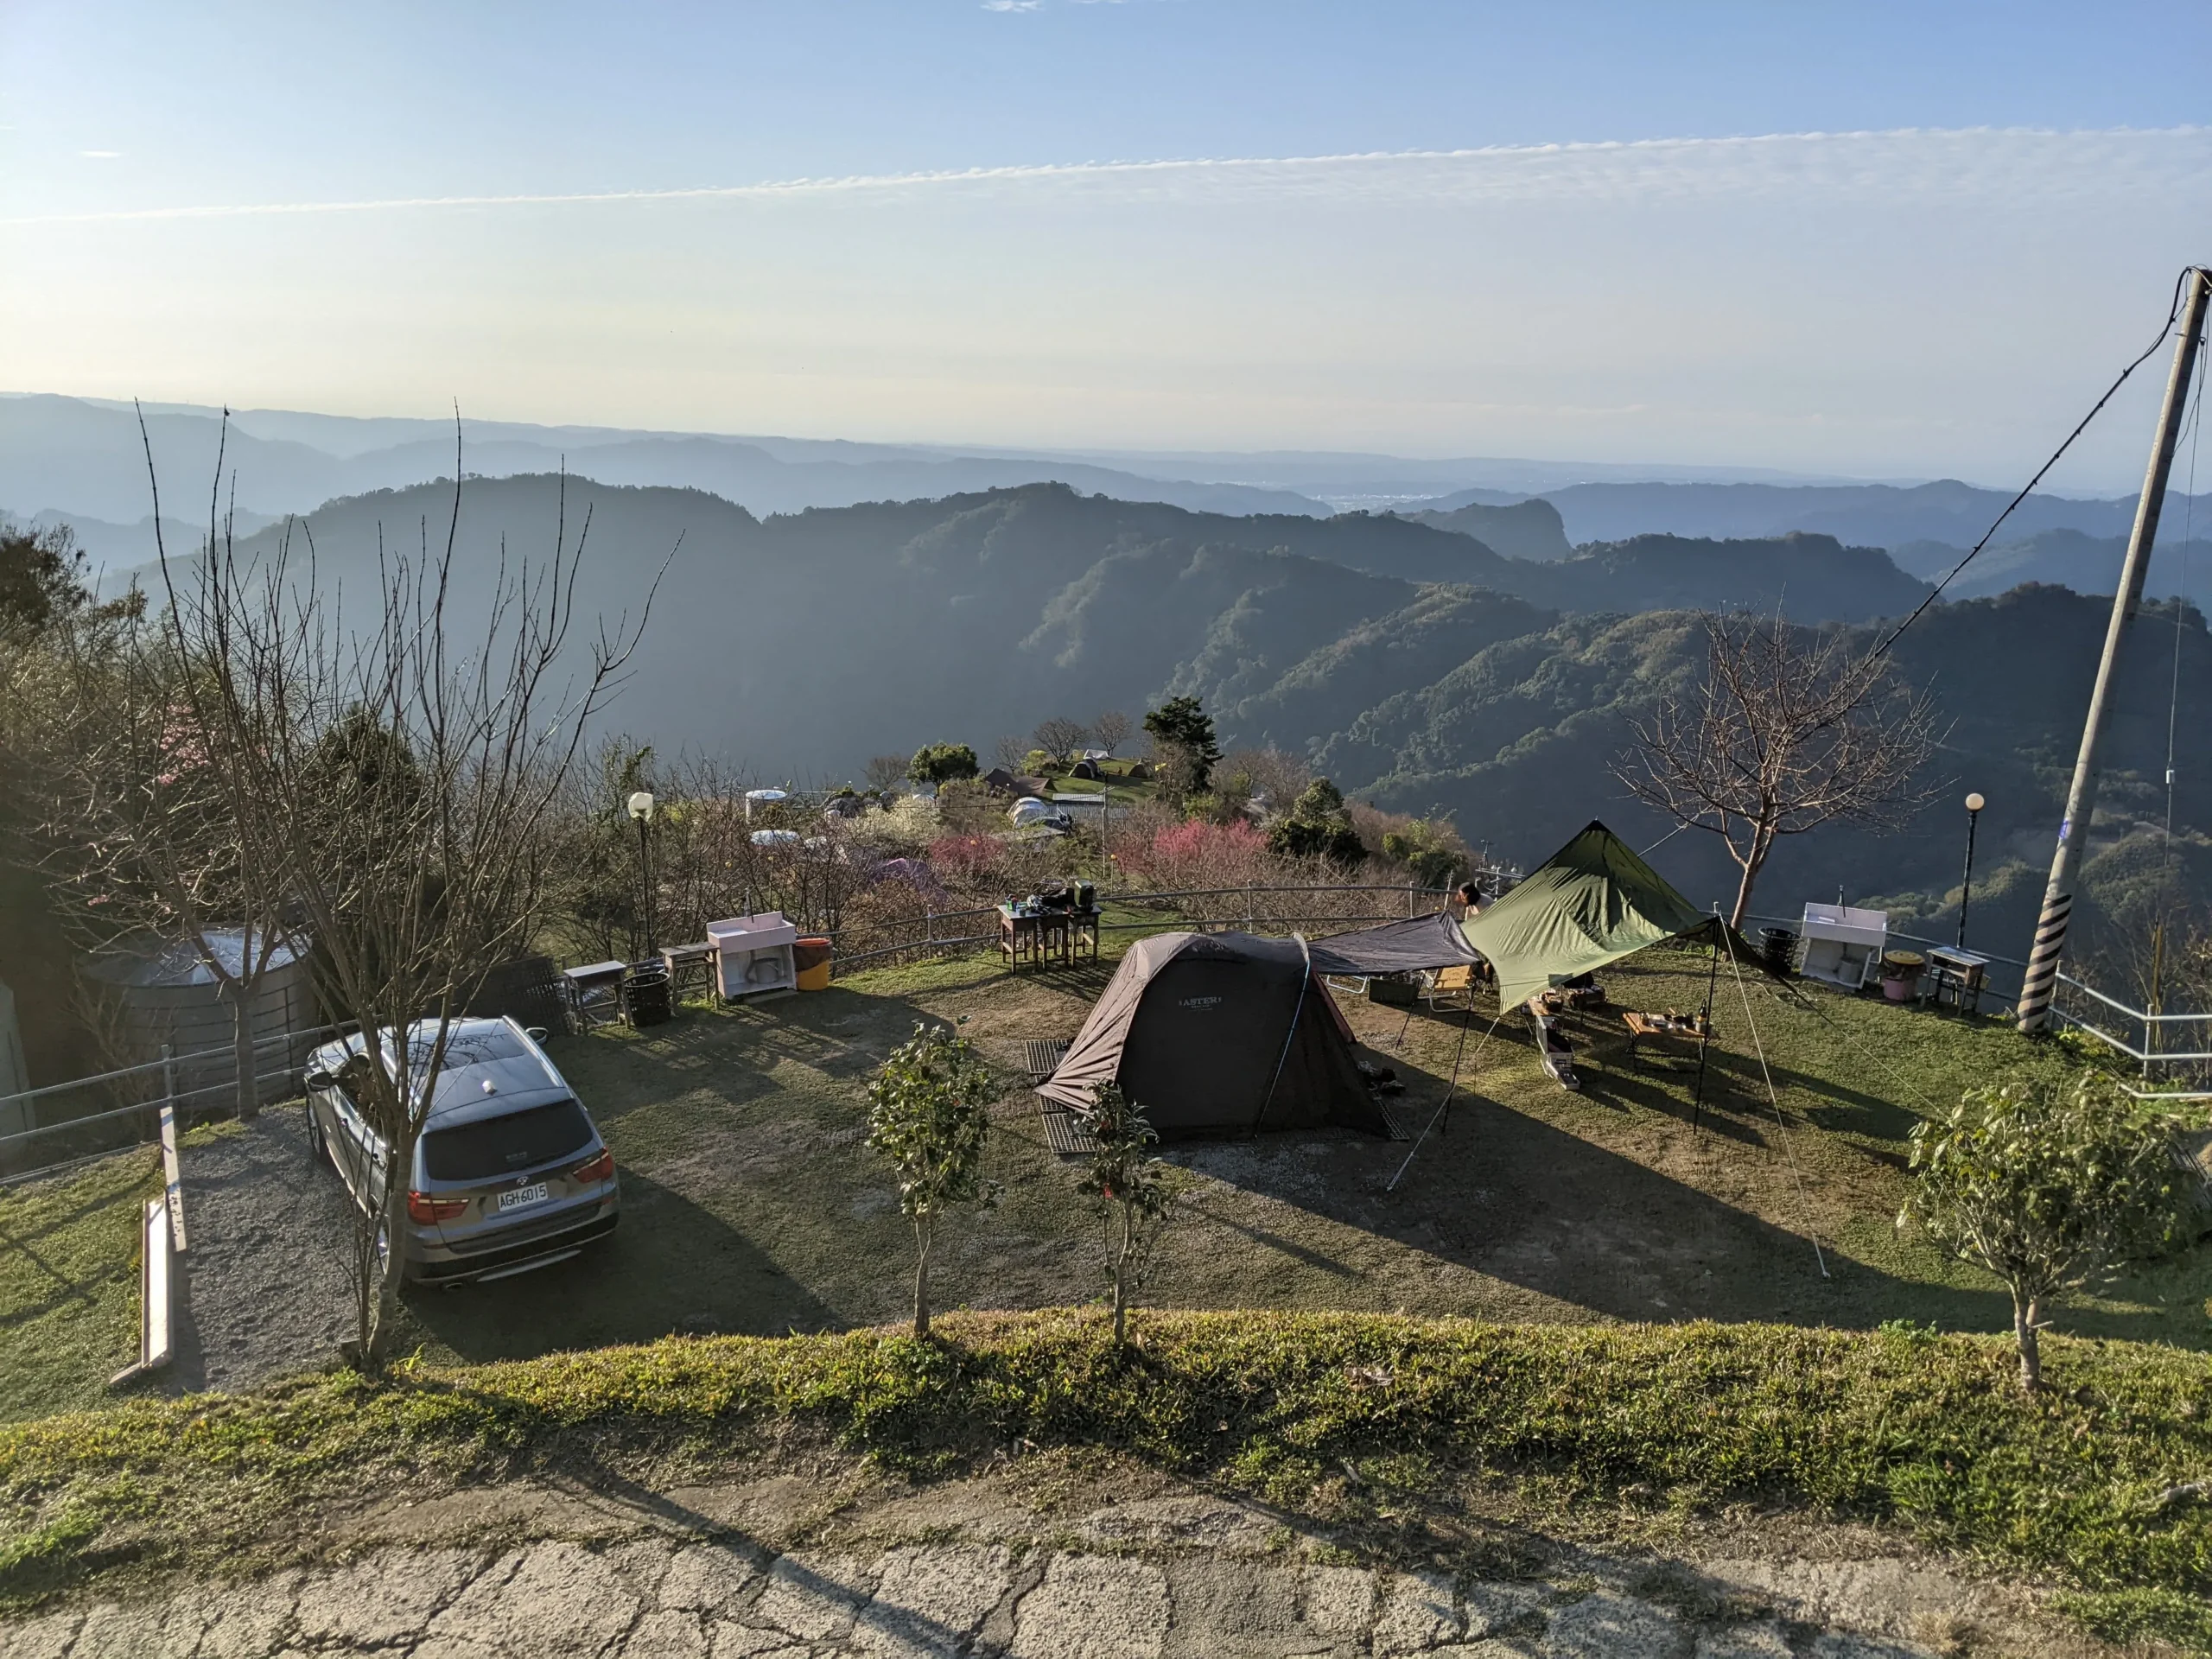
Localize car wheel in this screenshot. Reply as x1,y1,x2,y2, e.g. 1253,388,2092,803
306,1105,330,1169
372,1212,392,1281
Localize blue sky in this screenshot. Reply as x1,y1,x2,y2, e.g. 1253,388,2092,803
3,2,2209,485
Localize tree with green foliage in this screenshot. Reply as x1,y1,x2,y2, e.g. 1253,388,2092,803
1267,778,1367,866
1078,1081,1173,1347
1902,1071,2184,1391
867,1020,1000,1338
906,742,979,788
1143,696,1220,799
0,523,139,640
1382,815,1467,889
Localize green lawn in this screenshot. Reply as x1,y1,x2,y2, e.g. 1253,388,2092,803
0,1154,158,1423
375,930,2212,1373
7,927,2207,1422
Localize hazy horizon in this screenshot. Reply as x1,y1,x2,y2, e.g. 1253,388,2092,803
5,4,2209,493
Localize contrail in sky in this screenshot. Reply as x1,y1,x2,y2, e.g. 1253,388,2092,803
5,126,2203,227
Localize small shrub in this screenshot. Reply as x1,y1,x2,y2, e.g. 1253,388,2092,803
1901,1070,2186,1390
1077,1083,1174,1347
865,1023,999,1338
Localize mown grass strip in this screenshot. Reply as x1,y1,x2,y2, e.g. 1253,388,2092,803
3,1311,2209,1611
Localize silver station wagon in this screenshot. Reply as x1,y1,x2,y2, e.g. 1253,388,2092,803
304,1016,619,1283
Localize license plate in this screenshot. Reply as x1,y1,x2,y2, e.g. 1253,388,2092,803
498,1183,549,1213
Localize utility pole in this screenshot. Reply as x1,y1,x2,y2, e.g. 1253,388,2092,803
2017,267,2211,1032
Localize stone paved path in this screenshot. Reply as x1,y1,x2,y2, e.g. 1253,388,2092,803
0,1529,2077,1659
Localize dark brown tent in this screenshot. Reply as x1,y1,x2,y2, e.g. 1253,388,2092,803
1037,931,1396,1139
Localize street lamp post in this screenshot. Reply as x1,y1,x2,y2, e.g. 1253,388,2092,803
1957,791,1985,950
627,791,658,957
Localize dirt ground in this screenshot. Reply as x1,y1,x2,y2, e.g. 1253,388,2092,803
327,944,2211,1374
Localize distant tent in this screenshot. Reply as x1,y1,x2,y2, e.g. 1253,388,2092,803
1459,820,1723,1008
1038,931,1395,1139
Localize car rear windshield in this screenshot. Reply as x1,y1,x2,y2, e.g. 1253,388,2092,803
422,1100,594,1183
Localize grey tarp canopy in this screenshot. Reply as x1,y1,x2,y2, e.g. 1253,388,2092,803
1037,931,1395,1139
1459,819,1733,1008
1306,910,1484,977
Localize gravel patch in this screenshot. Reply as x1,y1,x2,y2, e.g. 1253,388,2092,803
173,1105,356,1392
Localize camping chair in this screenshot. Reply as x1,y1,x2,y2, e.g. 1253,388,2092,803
1421,964,1480,1012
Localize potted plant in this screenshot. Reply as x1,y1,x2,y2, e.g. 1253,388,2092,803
1881,950,1924,1001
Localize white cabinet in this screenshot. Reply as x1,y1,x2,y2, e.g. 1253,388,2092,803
1797,903,1888,990
707,912,798,999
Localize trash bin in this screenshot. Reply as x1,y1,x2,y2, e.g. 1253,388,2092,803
623,964,673,1027
793,938,833,992
1758,927,1797,976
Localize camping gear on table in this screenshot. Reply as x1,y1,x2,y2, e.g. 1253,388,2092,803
707,912,798,999
1035,931,1398,1141
793,938,833,992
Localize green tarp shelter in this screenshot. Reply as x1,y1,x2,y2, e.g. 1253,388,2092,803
1461,820,1724,1007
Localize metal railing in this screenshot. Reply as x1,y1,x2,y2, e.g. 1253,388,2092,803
1745,912,2212,1105
0,1022,346,1180
828,883,1455,975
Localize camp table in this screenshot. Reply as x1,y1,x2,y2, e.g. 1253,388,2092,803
563,961,628,1032
1622,1010,1712,1063
1000,905,1101,970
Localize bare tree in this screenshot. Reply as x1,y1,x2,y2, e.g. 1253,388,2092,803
863,754,908,794
141,418,656,1366
1090,710,1132,757
1221,746,1312,816
1614,612,1942,929
34,624,295,1117
1033,717,1090,773
991,734,1029,773
26,454,321,1118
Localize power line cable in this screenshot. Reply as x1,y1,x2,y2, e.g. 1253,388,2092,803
1868,265,2211,664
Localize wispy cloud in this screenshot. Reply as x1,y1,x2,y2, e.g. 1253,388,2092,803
78,149,122,159
982,1,1041,10
8,126,2205,226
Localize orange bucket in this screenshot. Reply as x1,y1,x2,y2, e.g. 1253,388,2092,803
794,937,833,991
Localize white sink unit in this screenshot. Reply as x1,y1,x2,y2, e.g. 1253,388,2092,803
1797,902,1888,990
707,912,798,999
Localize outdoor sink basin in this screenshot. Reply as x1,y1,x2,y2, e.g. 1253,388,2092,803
706,913,798,953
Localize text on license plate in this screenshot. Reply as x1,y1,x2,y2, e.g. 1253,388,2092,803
498,1183,550,1213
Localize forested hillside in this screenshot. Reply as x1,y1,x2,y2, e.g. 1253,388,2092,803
124,474,2209,962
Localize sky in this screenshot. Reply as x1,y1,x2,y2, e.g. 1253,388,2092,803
3,2,2209,488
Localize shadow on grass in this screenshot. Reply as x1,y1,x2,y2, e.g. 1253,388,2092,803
401,1170,841,1363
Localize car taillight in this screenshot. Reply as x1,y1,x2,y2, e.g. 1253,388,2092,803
569,1148,614,1184
407,1190,467,1224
